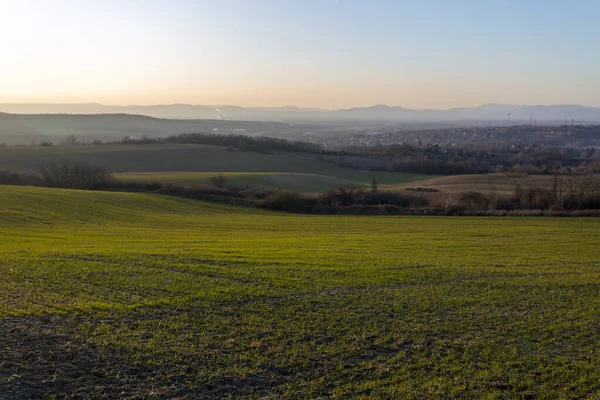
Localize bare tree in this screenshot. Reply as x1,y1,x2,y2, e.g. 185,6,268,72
371,177,378,193
38,160,112,189
460,191,489,210
443,192,455,215
210,173,227,188
487,184,497,210
65,135,79,145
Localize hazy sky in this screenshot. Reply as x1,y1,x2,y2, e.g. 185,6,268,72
1,0,599,109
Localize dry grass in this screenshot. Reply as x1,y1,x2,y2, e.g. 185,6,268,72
390,173,560,195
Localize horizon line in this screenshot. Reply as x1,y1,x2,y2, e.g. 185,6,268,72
0,102,595,112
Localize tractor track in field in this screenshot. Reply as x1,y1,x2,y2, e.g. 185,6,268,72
1,265,598,399
52,254,263,286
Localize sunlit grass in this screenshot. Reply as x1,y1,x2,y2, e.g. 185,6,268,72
0,185,598,398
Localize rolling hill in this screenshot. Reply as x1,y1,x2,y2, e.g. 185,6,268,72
0,143,380,174
1,185,598,398
0,112,299,145
114,171,431,192
0,143,432,192
391,173,560,195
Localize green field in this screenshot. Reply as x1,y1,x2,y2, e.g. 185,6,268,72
0,144,431,192
0,144,375,174
115,171,430,192
1,185,599,398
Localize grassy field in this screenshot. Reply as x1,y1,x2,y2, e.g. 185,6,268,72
0,185,599,398
0,143,431,192
0,144,323,173
115,171,430,192
0,143,416,174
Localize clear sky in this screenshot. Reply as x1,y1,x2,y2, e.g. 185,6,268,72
1,0,599,109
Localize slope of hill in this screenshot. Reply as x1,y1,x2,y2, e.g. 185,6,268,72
1,185,599,398
0,143,363,173
0,143,430,191
0,112,299,145
391,173,559,195
114,171,430,192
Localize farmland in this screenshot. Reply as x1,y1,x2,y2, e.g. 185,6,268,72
0,143,431,192
392,173,561,195
0,144,333,173
0,143,386,175
1,185,598,398
114,171,429,192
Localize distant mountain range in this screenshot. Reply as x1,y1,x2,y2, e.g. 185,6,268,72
0,113,298,145
2,103,600,123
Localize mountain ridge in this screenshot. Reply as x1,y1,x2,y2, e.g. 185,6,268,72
1,103,600,122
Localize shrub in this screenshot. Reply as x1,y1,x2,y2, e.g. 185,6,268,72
38,160,113,189
320,187,366,207
259,190,305,210
495,195,520,211
459,191,489,210
0,170,44,186
362,191,429,207
210,173,228,188
404,187,440,193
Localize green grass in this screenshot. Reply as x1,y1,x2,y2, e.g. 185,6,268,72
115,171,429,192
0,185,598,398
0,144,382,173
0,144,432,191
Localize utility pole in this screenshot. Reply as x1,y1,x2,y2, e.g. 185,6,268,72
530,112,533,126
508,113,511,127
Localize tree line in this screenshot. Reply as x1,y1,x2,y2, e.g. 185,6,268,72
1,160,599,216
119,133,325,154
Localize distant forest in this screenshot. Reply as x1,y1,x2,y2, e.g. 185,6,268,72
118,133,325,154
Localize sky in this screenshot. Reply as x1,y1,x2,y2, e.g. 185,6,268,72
1,0,599,109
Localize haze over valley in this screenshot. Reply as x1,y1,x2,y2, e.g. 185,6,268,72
3,102,600,123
